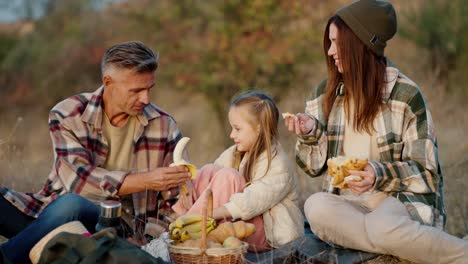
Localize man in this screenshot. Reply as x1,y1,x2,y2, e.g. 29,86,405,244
0,41,190,263
285,0,467,263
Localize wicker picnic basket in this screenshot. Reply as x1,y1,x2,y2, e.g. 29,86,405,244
168,189,248,264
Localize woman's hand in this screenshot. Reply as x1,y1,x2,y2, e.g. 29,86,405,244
346,164,376,194
284,113,315,135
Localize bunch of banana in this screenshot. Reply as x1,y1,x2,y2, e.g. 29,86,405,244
169,214,217,241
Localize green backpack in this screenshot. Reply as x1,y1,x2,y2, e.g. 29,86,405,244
38,229,168,264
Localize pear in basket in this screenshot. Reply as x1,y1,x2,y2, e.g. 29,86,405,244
208,221,256,244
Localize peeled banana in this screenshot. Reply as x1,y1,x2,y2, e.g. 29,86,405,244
170,137,197,180
170,137,197,196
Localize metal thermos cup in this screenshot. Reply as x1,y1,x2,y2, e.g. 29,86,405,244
95,200,123,237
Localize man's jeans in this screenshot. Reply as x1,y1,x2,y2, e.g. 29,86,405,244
0,193,99,264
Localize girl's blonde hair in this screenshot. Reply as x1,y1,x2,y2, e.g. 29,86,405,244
230,90,279,182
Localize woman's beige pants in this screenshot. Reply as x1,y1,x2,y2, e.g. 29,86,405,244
304,192,468,264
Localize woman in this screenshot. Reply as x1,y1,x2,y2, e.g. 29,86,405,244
284,0,468,263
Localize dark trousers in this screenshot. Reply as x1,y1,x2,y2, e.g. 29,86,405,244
0,194,35,238
0,194,99,264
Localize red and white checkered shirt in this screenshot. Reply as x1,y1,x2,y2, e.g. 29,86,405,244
1,86,182,219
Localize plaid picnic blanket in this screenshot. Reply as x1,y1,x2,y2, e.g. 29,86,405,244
245,225,379,264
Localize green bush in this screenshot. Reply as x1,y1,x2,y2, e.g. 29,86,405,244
400,0,468,92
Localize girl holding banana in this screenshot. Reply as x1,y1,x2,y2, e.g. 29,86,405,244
172,91,304,252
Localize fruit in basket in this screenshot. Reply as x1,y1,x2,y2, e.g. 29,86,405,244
327,156,368,189
180,230,191,241
171,227,182,240
223,236,243,248
170,214,217,241
174,214,203,228
176,238,223,248
183,223,216,240
208,221,256,243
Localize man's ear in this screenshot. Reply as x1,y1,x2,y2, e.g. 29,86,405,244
103,74,112,87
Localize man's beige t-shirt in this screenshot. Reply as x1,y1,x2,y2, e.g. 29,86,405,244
79,114,137,204
102,114,137,171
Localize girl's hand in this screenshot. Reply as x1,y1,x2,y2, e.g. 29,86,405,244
284,113,315,135
346,164,376,194
212,206,232,221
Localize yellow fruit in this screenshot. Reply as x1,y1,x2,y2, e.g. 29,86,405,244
174,214,203,228
208,221,254,243
207,239,223,248
171,137,198,179
169,222,176,232
171,227,182,240
182,221,202,233
177,239,201,248
180,230,191,241
223,236,243,248
188,230,202,239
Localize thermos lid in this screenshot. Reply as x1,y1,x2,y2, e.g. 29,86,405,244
100,200,122,218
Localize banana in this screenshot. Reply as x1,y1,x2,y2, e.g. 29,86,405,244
206,222,216,233
180,230,191,241
170,137,197,180
173,137,190,164
183,223,216,240
182,221,202,233
188,230,202,239
171,227,182,240
169,222,176,232
169,219,217,241
174,214,203,229
182,218,216,233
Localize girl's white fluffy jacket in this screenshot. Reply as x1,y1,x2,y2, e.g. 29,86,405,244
214,143,304,247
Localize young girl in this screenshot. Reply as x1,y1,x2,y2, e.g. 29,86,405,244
173,90,304,251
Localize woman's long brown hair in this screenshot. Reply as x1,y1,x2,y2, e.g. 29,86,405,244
323,16,387,133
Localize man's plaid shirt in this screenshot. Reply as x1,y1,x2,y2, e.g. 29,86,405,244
296,66,445,229
1,86,182,219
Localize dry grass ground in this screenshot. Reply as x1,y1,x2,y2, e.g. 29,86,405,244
1,2,467,259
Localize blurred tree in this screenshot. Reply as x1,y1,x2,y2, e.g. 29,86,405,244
1,0,324,145
400,0,468,91
1,0,106,109
122,0,323,145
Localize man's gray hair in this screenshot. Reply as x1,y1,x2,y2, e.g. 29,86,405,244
101,41,159,75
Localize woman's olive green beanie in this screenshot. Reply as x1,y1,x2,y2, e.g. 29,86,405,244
336,0,397,56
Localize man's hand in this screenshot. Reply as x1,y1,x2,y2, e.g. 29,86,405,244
284,113,315,136
119,166,190,195
346,164,376,194
144,166,191,191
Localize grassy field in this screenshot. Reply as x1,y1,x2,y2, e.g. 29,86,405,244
0,1,467,258
1,55,467,239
